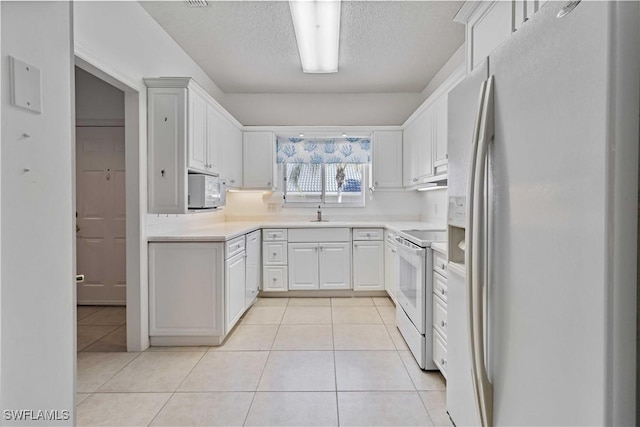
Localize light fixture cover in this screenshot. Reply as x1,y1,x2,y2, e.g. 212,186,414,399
289,0,341,73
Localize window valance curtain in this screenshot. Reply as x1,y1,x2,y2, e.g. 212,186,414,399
276,137,371,164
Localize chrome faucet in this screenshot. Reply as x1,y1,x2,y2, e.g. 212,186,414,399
317,205,322,222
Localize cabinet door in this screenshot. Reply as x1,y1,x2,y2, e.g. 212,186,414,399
417,108,434,181
470,1,513,70
403,121,418,187
147,88,188,214
288,243,319,290
319,242,351,290
434,95,449,169
384,242,398,302
243,132,275,189
206,104,222,175
373,131,403,189
263,266,288,292
221,120,243,188
149,242,223,336
353,241,385,291
245,230,261,307
188,90,208,173
226,252,246,333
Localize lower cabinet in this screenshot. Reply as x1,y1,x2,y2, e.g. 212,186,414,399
288,243,320,290
245,230,261,307
288,242,351,290
432,248,448,377
384,239,398,302
225,251,246,334
263,265,288,291
353,240,385,291
318,243,351,290
149,242,224,344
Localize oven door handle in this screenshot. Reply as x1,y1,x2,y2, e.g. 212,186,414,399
395,242,425,256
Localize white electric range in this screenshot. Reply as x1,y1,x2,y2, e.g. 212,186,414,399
395,229,446,370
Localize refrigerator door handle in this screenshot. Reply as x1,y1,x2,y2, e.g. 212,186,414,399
471,75,495,427
465,79,486,425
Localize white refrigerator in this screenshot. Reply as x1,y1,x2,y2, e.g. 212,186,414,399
446,2,638,426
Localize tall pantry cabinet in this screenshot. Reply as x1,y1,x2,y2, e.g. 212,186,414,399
145,77,243,213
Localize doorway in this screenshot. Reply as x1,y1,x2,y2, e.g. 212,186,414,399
75,66,127,351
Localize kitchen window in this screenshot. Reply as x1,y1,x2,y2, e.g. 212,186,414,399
283,162,366,206
277,136,370,207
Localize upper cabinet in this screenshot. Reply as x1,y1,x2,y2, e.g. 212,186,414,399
456,0,547,72
433,95,448,175
243,131,275,190
402,65,463,189
220,118,243,188
145,77,242,213
372,131,403,189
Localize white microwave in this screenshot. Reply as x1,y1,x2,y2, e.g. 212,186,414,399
188,174,226,209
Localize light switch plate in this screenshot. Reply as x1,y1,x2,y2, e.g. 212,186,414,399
9,56,42,114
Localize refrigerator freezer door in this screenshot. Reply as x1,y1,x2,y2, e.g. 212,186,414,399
488,1,638,425
446,59,489,201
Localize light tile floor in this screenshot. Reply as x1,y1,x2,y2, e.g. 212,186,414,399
77,306,127,352
77,297,452,427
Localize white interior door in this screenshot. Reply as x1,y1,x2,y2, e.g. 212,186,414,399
76,126,126,305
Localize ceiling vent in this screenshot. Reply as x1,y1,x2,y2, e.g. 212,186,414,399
186,0,209,7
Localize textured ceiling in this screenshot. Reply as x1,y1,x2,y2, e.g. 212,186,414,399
140,1,464,94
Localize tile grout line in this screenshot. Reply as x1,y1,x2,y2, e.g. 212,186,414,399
417,390,439,427
331,299,341,427
76,305,108,322
241,300,286,426
82,348,145,394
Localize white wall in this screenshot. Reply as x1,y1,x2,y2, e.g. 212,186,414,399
1,1,75,423
74,1,225,105
418,44,465,105
419,188,448,228
75,66,124,123
224,93,424,126
224,190,424,222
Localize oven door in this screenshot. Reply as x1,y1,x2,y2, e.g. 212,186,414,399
396,241,426,334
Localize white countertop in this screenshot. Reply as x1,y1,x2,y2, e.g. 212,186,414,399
431,242,447,254
147,220,446,242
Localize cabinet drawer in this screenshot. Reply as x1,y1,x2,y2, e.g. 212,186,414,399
288,228,350,243
263,229,288,241
385,230,398,246
246,229,261,244
433,296,448,339
433,271,448,302
226,236,245,258
263,266,288,292
353,228,384,241
263,241,287,265
433,251,448,277
433,328,447,378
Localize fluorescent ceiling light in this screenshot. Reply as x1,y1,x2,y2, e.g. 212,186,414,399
289,0,341,73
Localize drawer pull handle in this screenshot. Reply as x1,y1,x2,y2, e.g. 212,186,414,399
272,252,277,257
441,263,446,270
272,277,277,282
441,358,447,365
441,289,446,295
441,320,446,327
